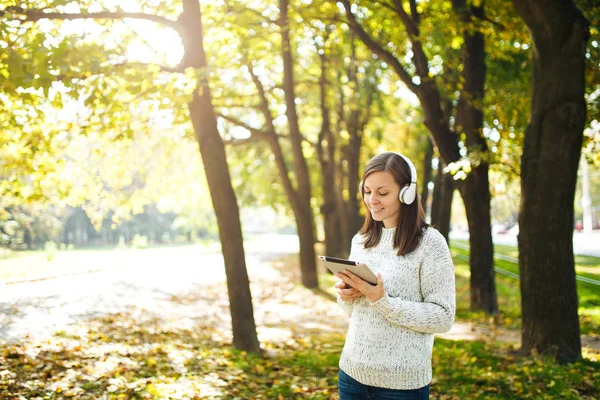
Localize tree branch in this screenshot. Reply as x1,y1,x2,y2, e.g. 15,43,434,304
222,135,268,147
409,0,420,25
215,112,274,139
474,14,507,31
245,62,279,136
111,61,185,74
223,1,278,25
372,0,396,13
339,0,417,92
2,6,183,36
213,103,263,110
46,60,181,83
391,0,429,78
391,0,419,38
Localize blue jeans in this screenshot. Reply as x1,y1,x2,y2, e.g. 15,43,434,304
338,369,430,400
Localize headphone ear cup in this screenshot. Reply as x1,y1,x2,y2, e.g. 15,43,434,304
359,181,364,196
403,184,417,204
399,185,409,204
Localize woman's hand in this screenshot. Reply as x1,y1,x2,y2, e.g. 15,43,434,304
335,280,364,302
336,270,385,303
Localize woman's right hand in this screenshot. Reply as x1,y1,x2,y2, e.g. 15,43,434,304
335,280,364,301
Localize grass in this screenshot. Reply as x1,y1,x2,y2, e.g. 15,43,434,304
1,310,598,399
453,239,600,281
431,339,599,399
450,240,600,335
0,241,599,399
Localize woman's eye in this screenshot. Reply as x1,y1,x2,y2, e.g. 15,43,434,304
380,193,388,196
364,191,371,194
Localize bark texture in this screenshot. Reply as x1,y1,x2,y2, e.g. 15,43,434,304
431,167,454,243
280,0,319,288
511,0,589,362
183,0,259,352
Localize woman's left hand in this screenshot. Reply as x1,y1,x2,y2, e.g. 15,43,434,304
336,270,385,303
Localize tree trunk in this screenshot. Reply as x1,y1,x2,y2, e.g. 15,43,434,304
431,167,454,242
279,0,318,288
453,0,497,314
460,166,497,313
511,0,589,362
183,0,259,352
345,33,366,240
421,138,434,213
437,174,453,243
317,44,343,258
334,169,350,257
334,69,351,257
244,62,319,285
346,134,363,238
23,227,32,250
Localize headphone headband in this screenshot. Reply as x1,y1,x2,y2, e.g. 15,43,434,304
360,151,418,205
389,152,417,185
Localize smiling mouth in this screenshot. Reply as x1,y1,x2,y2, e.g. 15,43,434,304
371,208,383,212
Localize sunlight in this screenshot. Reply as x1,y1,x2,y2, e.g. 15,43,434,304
108,0,184,65
121,20,184,66
54,0,184,67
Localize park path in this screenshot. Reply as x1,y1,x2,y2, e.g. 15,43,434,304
0,235,347,346
1,233,597,351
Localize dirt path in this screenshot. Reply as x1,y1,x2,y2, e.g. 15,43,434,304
2,237,596,353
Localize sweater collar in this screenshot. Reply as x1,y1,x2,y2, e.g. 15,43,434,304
381,226,396,242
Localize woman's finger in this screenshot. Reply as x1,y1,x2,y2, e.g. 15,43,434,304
343,269,366,289
336,272,352,284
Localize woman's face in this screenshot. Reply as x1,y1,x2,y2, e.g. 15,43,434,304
363,170,401,228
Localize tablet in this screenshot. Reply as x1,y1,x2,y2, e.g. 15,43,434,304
318,255,377,285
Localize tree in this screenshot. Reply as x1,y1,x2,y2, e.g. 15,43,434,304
338,0,498,313
279,0,318,288
206,0,321,288
313,22,382,257
2,0,260,352
511,0,590,362
315,25,344,258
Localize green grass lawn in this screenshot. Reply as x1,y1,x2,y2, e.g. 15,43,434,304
450,240,600,335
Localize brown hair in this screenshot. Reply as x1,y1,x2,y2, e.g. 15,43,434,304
359,152,428,255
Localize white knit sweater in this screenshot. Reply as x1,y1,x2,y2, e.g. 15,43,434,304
337,226,455,390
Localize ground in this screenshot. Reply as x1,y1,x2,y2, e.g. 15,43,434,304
0,234,598,399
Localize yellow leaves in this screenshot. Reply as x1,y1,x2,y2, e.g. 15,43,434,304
253,364,265,374
451,36,463,50
445,159,472,180
146,357,158,366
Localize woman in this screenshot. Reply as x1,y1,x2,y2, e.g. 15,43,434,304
335,151,455,399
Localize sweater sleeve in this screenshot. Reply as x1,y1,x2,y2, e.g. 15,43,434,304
337,234,361,316
370,230,456,333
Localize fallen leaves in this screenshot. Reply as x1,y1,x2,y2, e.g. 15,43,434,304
1,252,598,399
0,269,346,399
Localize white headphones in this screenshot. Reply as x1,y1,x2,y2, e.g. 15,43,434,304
359,152,418,205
